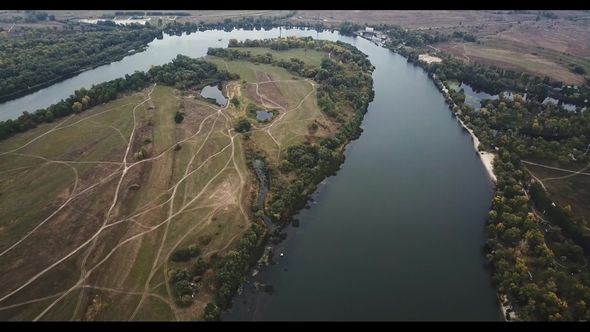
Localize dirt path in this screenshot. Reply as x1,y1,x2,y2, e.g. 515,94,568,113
80,285,174,311
0,83,251,321
31,84,157,321
130,84,247,321
248,79,318,158
0,165,123,258
0,103,134,158
462,44,470,63
522,160,590,177
1,75,318,319
129,108,238,321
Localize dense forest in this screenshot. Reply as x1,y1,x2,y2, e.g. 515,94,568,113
0,54,238,140
0,25,163,98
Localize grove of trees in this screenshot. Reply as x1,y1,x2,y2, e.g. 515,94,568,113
0,26,163,98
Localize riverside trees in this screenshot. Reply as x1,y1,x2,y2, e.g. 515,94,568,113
0,54,238,141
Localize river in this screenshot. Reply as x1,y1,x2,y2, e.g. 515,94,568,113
0,28,501,321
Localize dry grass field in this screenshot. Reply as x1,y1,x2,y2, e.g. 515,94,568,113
0,47,332,320
0,84,251,321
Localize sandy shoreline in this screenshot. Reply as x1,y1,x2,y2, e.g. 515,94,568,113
456,117,497,185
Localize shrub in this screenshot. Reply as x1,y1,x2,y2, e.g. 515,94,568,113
203,303,220,321
169,268,190,283
188,244,201,257
234,118,251,133
194,257,207,276
174,111,184,124
170,248,192,262
175,280,192,297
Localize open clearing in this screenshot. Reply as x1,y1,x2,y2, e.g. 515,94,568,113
0,48,333,320
437,39,590,85
0,83,251,321
205,53,331,167
524,159,590,225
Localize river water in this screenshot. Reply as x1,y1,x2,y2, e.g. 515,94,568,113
0,28,501,321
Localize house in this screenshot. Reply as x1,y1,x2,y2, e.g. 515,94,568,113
362,27,376,38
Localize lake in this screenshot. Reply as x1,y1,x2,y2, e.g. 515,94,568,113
0,28,501,321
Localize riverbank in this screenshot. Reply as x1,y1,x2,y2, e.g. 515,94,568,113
426,72,497,186
456,116,497,184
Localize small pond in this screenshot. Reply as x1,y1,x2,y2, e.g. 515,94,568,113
256,110,274,121
200,84,227,106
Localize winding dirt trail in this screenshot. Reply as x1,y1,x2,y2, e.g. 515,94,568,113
1,74,320,320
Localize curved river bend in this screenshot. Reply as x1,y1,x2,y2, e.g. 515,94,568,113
0,28,501,321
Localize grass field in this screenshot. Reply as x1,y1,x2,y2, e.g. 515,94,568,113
437,38,590,85
205,54,331,166
0,47,335,320
0,83,251,321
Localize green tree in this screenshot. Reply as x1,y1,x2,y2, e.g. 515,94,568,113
45,111,54,123
175,280,192,297
188,244,201,257
170,248,192,262
203,303,220,321
234,118,251,133
169,268,190,283
194,257,207,276
174,111,184,124
72,102,83,114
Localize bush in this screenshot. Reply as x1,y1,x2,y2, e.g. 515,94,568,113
175,280,192,297
251,203,260,213
234,118,251,133
194,257,207,276
170,248,192,262
203,303,220,321
230,97,240,106
180,294,192,305
188,244,201,257
169,268,190,283
572,66,586,75
174,111,184,124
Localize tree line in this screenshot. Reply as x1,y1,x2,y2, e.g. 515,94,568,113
114,11,191,16
0,54,236,141
426,60,590,320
